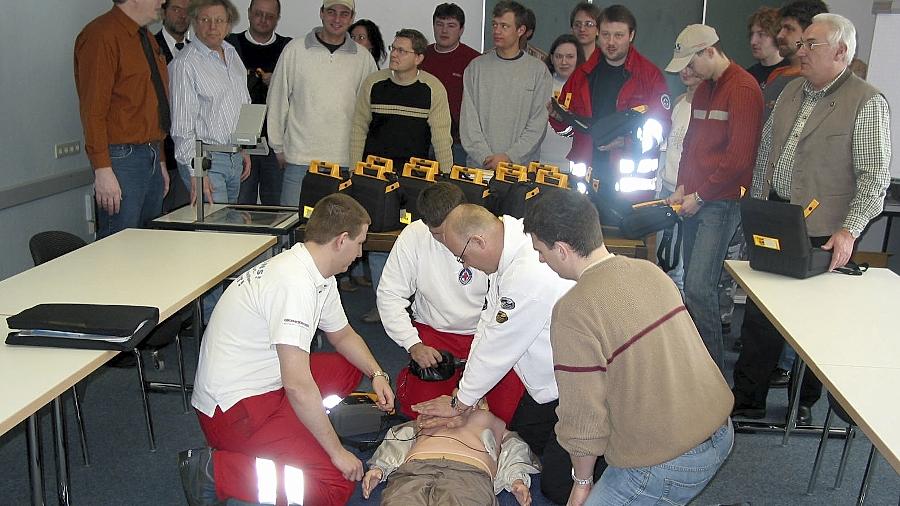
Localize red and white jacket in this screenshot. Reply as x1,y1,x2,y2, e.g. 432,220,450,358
551,46,671,165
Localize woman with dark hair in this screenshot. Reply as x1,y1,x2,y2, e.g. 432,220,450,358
350,19,387,69
540,34,585,172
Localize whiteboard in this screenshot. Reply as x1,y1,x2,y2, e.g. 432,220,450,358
230,0,486,56
867,12,900,179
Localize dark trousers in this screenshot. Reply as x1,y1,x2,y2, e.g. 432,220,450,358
732,234,829,410
238,151,283,205
509,393,607,505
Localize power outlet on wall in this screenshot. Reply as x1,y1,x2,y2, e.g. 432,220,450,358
54,141,82,159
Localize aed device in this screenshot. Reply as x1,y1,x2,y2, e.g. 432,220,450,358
326,392,392,438
740,197,831,279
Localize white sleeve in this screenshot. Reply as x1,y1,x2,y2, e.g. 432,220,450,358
494,431,541,495
376,229,421,350
366,423,417,480
456,265,554,406
169,58,198,168
265,44,293,154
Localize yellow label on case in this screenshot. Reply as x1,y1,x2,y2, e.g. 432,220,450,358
525,187,541,199
338,180,352,191
753,234,781,250
303,206,314,218
385,182,400,193
400,212,412,225
804,199,819,218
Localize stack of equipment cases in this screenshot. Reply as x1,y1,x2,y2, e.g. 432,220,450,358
487,162,533,217
447,165,491,208
298,160,352,221
399,158,439,222
350,160,403,232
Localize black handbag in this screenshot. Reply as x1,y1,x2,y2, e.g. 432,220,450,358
408,350,467,382
298,160,352,221
349,162,402,232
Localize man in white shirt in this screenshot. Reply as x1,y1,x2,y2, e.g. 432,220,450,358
413,203,586,504
267,0,377,205
169,0,251,205
377,183,524,423
183,193,394,506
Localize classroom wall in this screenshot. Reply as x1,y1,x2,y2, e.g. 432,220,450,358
0,1,109,280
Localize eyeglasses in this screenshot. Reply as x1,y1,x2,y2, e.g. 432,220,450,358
197,16,228,26
456,237,472,264
389,45,417,56
795,40,830,51
351,33,368,41
572,21,596,29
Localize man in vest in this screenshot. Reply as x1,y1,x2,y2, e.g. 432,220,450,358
731,13,891,425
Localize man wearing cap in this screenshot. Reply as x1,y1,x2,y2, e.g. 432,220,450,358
551,4,669,195
732,13,891,426
665,25,763,372
267,0,376,205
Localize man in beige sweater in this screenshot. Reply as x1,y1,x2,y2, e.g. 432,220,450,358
523,189,734,506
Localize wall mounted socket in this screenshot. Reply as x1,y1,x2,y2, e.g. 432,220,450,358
54,141,82,159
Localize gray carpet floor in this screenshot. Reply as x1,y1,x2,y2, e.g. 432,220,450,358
2,278,898,505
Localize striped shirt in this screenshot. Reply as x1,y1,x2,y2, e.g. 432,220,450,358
751,69,892,234
169,38,250,168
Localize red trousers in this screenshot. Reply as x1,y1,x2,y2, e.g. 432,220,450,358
196,352,362,506
397,322,525,424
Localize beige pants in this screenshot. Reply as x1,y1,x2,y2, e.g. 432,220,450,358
381,458,497,506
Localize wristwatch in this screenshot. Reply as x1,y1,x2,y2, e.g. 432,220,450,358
450,394,470,414
846,227,861,239
571,468,593,487
692,192,704,206
371,370,390,384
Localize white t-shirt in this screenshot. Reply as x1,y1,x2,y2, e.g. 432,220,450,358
192,244,349,417
456,217,575,406
376,220,488,350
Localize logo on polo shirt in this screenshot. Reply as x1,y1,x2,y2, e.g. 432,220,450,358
661,94,671,111
500,297,515,310
496,311,508,324
458,267,473,285
283,318,310,329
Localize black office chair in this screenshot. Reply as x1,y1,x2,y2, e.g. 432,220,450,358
807,392,883,505
28,230,183,453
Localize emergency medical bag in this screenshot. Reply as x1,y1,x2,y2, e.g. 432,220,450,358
298,160,352,221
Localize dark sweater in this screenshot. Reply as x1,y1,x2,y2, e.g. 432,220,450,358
225,31,291,104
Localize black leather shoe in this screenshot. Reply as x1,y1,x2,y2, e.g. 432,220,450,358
795,405,813,426
731,405,766,419
178,447,219,506
769,368,790,388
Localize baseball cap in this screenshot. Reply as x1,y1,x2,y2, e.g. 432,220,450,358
665,24,719,72
323,0,355,10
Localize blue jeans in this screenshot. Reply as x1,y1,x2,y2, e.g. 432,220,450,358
97,143,165,239
369,252,389,290
586,422,734,505
682,200,741,372
178,152,242,204
280,163,309,206
238,151,283,205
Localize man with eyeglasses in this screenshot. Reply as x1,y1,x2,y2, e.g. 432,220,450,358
551,4,669,195
413,205,592,504
664,24,763,373
460,0,552,170
570,2,601,61
169,0,250,207
731,13,891,426
420,3,481,168
763,0,829,117
267,0,376,205
225,0,290,206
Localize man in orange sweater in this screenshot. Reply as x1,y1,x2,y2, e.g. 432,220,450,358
665,25,763,372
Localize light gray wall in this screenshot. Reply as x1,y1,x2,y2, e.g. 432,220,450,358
0,1,109,280
826,0,876,64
